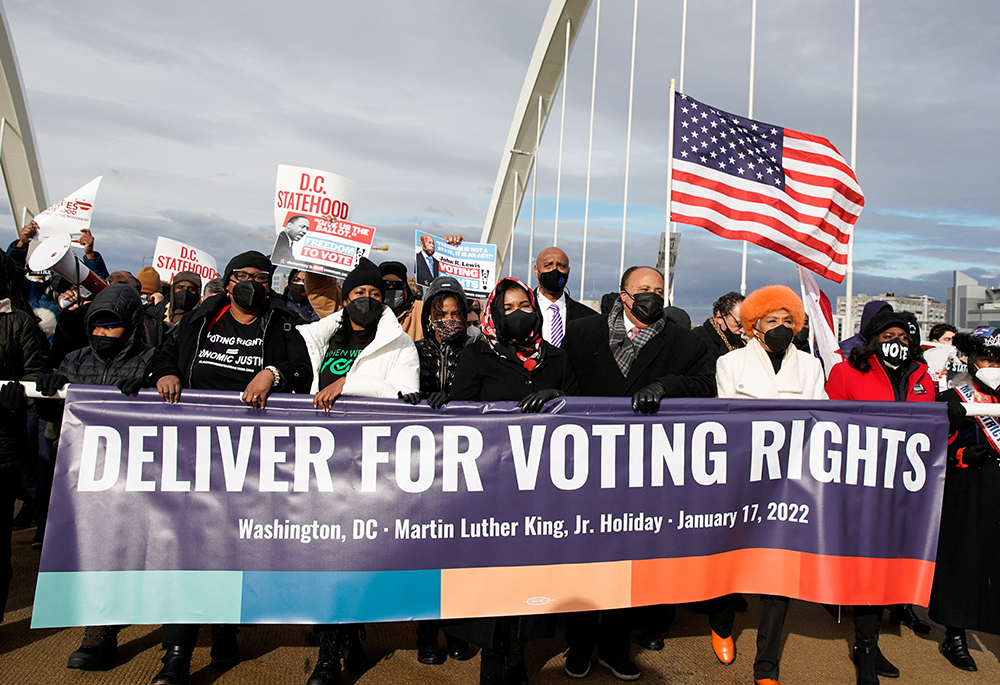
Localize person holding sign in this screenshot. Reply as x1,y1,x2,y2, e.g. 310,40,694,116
143,251,312,685
448,277,578,685
826,311,935,685
295,257,418,684
712,285,826,685
929,328,1000,672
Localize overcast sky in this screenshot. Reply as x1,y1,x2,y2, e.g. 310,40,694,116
3,0,998,323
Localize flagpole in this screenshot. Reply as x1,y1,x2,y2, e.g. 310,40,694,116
553,19,570,248
619,0,639,276
665,79,677,305
668,0,687,306
579,0,601,298
844,0,860,340
740,0,757,296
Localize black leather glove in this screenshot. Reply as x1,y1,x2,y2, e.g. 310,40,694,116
0,381,27,410
518,388,564,414
947,401,967,433
117,377,144,396
632,380,666,415
398,391,422,405
35,373,69,397
958,444,993,469
427,391,451,409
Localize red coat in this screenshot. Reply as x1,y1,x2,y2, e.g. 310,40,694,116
825,356,936,402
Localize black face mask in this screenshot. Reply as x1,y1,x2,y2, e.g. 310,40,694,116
385,289,407,314
876,337,909,366
504,309,537,343
721,325,744,347
287,283,307,305
761,325,794,354
231,280,267,312
794,326,810,344
92,335,127,358
346,297,383,327
173,289,199,312
538,268,569,295
625,292,664,326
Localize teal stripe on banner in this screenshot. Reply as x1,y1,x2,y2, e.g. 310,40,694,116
32,571,243,628
241,570,441,623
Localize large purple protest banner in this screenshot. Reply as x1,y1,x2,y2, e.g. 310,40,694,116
33,387,947,628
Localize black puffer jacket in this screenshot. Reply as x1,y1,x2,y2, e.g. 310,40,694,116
414,276,471,397
144,292,312,393
58,285,155,385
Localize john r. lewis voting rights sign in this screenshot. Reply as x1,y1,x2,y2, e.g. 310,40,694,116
34,388,946,628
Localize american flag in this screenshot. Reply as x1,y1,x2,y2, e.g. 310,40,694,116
670,91,864,283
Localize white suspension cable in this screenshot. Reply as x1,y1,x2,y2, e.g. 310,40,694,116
528,95,541,282
579,0,601,298
844,0,860,339
619,0,639,276
509,171,519,276
553,18,570,248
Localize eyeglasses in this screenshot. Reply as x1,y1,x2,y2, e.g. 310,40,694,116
383,280,405,290
230,271,270,284
722,312,743,332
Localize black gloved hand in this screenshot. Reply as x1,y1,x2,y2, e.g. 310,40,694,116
427,391,451,409
947,401,967,433
35,374,69,397
518,388,564,414
0,381,27,410
632,380,666,415
959,444,993,469
117,377,144,396
398,391,422,405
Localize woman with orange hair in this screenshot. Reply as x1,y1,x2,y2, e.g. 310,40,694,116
710,285,826,685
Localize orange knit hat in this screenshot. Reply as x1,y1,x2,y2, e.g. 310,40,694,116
741,284,805,334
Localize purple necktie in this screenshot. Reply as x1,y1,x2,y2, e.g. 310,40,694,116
550,303,563,347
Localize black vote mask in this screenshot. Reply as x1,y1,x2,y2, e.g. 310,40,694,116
287,283,307,305
231,280,267,312
626,291,664,326
346,297,383,327
173,289,199,312
876,337,909,366
92,335,126,358
538,268,569,295
504,309,537,343
761,325,793,354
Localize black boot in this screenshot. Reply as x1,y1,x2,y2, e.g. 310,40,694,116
67,625,119,670
852,639,879,685
416,621,446,665
11,498,35,530
887,604,932,634
447,633,472,661
874,646,899,678
210,624,239,667
505,625,529,685
941,633,977,672
339,624,369,673
480,646,503,685
307,629,341,685
151,645,191,685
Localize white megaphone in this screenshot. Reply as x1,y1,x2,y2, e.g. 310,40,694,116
28,232,108,295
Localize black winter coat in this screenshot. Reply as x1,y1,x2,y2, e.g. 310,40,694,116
58,285,155,385
144,293,312,393
450,338,579,402
415,336,466,397
929,388,1000,634
563,313,716,398
0,305,48,474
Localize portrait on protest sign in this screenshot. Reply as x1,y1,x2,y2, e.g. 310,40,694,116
272,165,374,279
413,230,497,296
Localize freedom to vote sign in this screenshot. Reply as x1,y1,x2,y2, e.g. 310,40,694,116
33,389,947,628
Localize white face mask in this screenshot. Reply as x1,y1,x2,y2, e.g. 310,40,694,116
975,366,1000,391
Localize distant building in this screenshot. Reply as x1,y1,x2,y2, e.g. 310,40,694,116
836,292,946,340
946,271,1000,329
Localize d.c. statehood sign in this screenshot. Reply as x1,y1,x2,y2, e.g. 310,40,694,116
33,388,947,628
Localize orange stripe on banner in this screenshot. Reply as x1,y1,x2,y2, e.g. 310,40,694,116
632,550,936,607
440,562,632,619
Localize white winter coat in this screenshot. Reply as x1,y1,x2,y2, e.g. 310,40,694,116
298,305,420,396
715,337,827,400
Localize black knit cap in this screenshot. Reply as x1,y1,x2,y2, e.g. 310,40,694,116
378,261,408,281
223,251,274,283
342,257,385,299
863,310,912,341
